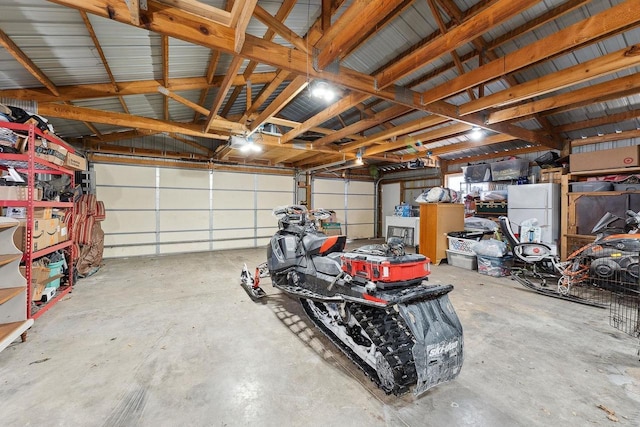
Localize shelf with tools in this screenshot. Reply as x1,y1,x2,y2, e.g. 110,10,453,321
0,122,76,321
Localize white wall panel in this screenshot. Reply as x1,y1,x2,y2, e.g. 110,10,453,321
347,194,374,209
99,186,155,210
212,171,254,189
96,163,294,257
212,190,254,209
94,163,155,187
159,168,209,188
256,174,293,191
159,211,209,231
313,178,343,193
348,224,373,239
159,188,209,210
349,181,374,194
256,191,294,209
101,211,156,234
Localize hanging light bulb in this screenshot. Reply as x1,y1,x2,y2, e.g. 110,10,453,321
311,81,336,102
469,127,483,141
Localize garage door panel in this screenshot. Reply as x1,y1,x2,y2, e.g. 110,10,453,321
101,211,155,234
159,188,209,210
159,168,209,189
213,211,253,228
214,228,255,239
212,239,255,250
348,210,374,223
347,194,374,209
313,178,344,193
257,192,293,209
104,232,155,246
104,246,155,258
256,210,277,228
212,191,254,209
159,230,209,242
159,211,209,231
314,194,343,210
256,174,293,191
349,181,374,194
160,242,210,254
94,163,156,187
213,171,254,190
347,224,374,239
99,186,155,210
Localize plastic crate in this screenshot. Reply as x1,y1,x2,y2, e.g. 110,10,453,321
446,249,477,270
490,159,529,181
569,181,613,192
446,231,484,255
477,255,513,277
462,164,491,182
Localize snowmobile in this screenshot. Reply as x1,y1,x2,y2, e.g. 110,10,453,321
240,205,463,396
560,209,640,294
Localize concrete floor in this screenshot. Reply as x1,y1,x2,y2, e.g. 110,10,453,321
1,243,639,427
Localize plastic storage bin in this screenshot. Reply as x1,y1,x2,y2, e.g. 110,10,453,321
447,231,485,255
446,249,477,270
462,164,491,182
569,182,613,192
476,255,513,277
490,159,529,181
46,260,65,289
613,183,640,191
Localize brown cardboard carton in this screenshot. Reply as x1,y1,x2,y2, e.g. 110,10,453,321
570,146,640,172
20,265,52,301
64,152,87,171
13,218,60,252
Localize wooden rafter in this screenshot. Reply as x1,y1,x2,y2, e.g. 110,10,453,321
248,75,308,133
487,73,640,124
221,0,296,118
571,129,640,147
281,93,370,143
167,133,214,156
157,0,232,26
556,108,640,133
313,105,411,147
194,50,221,122
366,122,473,157
125,0,141,25
230,0,258,52
241,70,290,123
421,0,640,105
0,28,59,96
314,0,403,71
375,0,539,89
205,54,243,131
253,5,307,53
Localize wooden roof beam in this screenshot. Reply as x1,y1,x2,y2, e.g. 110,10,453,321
282,93,370,143
571,129,640,147
375,0,539,89
339,116,450,153
487,73,640,124
366,122,473,157
230,0,258,52
313,105,411,147
156,0,231,26
38,103,231,140
421,0,640,105
314,0,404,71
220,0,297,118
248,76,308,133
556,108,640,133
204,55,244,131
0,28,59,97
167,133,214,156
253,4,307,53
241,70,290,123
461,46,640,116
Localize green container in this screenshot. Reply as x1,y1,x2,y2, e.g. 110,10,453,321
46,260,65,289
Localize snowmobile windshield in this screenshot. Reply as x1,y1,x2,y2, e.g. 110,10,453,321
591,212,621,234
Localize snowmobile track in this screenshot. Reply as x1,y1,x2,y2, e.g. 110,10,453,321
301,299,418,395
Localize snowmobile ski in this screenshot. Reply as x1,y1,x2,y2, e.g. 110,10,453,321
240,263,267,300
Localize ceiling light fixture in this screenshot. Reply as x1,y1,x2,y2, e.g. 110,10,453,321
355,148,364,165
469,126,483,141
311,81,336,102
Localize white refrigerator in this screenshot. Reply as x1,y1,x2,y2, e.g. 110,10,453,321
507,183,561,251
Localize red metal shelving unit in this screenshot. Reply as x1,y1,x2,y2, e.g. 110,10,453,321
0,122,76,320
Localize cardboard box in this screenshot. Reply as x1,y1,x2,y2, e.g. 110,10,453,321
13,218,60,252
4,207,52,219
539,166,568,184
20,265,53,301
0,186,43,201
570,146,640,172
58,224,69,242
18,137,68,165
64,152,87,171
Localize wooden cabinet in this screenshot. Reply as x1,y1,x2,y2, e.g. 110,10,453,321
419,203,465,264
560,166,640,260
0,217,33,353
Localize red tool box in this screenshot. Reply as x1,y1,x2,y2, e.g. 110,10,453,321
340,252,430,284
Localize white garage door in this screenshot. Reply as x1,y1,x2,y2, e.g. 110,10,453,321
312,178,374,239
94,163,294,258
